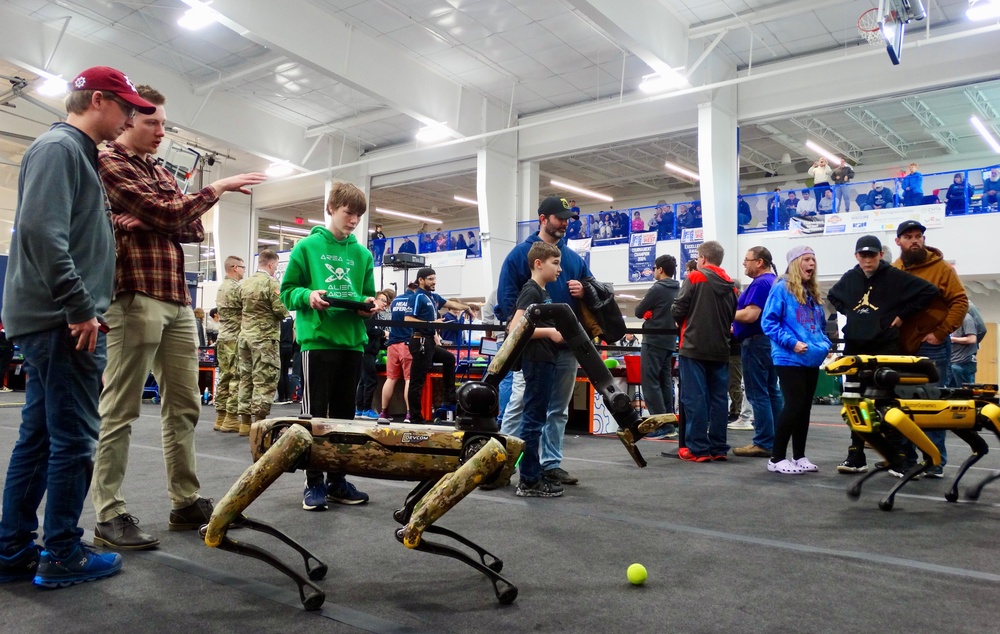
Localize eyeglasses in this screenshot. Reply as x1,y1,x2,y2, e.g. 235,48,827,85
106,94,136,119
743,257,761,263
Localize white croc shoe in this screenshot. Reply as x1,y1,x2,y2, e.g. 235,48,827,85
767,458,804,474
794,457,818,472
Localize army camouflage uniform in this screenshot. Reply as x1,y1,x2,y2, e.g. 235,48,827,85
215,277,242,421
237,271,290,420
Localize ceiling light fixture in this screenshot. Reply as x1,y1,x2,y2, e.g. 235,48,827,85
638,69,688,94
804,140,843,166
36,75,67,97
549,179,614,202
178,2,219,30
267,224,311,236
258,239,280,245
265,162,295,178
454,195,479,206
663,161,700,181
415,122,452,142
375,207,441,224
970,115,1000,153
307,218,324,225
968,0,1000,20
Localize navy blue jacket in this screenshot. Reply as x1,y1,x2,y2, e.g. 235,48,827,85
497,233,592,323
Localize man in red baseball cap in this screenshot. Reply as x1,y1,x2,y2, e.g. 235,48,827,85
0,65,146,588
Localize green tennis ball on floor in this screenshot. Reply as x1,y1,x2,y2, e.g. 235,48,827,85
604,358,619,369
627,563,647,585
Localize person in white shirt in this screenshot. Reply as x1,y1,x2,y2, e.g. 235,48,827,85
808,157,833,202
795,190,817,218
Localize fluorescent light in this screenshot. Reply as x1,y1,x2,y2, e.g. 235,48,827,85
663,161,700,181
971,115,1000,153
307,218,324,225
177,3,219,30
268,224,311,236
454,195,479,206
549,179,614,202
36,75,67,97
415,122,452,142
968,0,1000,20
375,207,441,223
638,69,688,94
258,239,280,245
804,140,843,166
616,294,638,300
265,162,295,178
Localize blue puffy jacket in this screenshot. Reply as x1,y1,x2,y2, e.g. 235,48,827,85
762,278,831,367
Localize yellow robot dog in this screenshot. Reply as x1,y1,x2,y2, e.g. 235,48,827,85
202,302,675,609
825,354,1000,511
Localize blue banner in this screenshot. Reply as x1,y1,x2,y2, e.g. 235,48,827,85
679,228,704,279
628,231,657,282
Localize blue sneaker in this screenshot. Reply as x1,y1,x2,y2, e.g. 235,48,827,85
354,409,364,419
302,483,329,511
360,409,379,420
326,479,369,505
33,545,122,588
0,544,41,583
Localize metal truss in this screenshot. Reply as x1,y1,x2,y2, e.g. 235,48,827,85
843,108,909,158
965,89,1000,137
738,144,781,174
788,117,865,162
901,98,958,154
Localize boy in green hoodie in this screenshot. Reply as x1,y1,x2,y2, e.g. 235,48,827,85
279,182,386,511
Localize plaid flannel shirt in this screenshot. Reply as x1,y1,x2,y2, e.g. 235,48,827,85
99,141,218,305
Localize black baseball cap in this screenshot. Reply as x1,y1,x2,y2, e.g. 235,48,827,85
855,235,882,254
896,220,926,237
538,196,577,219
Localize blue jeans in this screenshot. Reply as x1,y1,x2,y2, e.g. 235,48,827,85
678,356,729,456
949,361,977,387
741,336,782,451
497,371,513,428
0,328,106,560
502,348,577,470
640,343,674,414
518,360,556,482
906,340,950,466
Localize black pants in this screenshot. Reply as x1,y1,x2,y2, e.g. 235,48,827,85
772,366,819,462
355,351,378,411
302,348,361,487
407,337,456,423
277,343,295,401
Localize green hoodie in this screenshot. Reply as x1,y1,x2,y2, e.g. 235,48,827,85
279,225,375,352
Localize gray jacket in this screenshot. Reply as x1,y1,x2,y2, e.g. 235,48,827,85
2,123,115,338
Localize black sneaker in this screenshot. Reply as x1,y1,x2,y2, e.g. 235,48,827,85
33,545,122,588
836,452,868,474
924,465,945,478
542,467,578,485
326,480,369,505
94,513,159,550
0,544,41,583
168,498,215,531
515,478,564,498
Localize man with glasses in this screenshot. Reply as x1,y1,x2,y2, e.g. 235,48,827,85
91,84,267,551
213,256,246,432
827,234,937,475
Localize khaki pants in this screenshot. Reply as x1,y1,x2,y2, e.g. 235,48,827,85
92,292,202,522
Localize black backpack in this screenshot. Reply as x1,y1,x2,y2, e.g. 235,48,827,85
578,276,626,344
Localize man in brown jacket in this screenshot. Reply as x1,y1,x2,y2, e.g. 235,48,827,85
893,219,968,477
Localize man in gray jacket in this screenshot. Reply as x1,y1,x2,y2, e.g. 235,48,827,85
671,241,738,461
634,254,679,438
0,66,155,587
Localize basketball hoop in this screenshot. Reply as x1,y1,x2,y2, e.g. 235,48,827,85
858,8,883,46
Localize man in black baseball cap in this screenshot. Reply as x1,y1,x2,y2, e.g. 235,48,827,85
537,195,578,220
827,234,938,475
895,219,926,237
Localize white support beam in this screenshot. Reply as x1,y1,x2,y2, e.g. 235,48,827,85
689,0,819,39
966,89,1000,137
901,98,959,154
568,0,688,75
208,0,487,138
739,144,781,174
787,117,865,162
305,108,398,139
843,107,910,158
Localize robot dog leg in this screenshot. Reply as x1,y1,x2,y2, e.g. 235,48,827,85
203,424,329,610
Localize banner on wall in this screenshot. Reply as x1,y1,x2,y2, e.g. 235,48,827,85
822,203,945,235
628,231,657,282
679,228,704,279
567,237,592,267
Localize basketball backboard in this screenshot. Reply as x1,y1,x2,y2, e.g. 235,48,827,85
879,0,926,65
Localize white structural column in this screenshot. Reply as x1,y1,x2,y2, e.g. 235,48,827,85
477,135,519,288
697,95,738,268
214,200,253,272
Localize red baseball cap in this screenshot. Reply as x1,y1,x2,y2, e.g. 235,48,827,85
70,66,156,115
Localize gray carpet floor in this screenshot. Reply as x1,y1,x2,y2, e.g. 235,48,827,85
3,394,1000,633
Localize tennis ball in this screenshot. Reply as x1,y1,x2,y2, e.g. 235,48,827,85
627,563,647,585
604,358,619,369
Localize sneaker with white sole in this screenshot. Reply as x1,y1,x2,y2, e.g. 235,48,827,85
727,420,755,431
794,457,818,472
302,483,328,511
767,458,804,474
33,545,122,588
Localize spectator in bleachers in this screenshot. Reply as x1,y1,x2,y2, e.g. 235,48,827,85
652,200,675,240
397,235,417,254
677,204,695,230
617,211,630,237
983,168,1000,210
631,211,645,232
901,162,923,206
831,156,855,211
371,224,386,266
818,189,834,214
945,173,969,214
466,231,479,256
566,211,582,240
767,188,785,230
783,191,799,219
863,182,895,210
808,157,833,202
795,190,817,218
737,196,752,226
691,202,704,228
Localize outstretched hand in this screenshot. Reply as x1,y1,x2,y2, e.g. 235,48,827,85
211,172,268,196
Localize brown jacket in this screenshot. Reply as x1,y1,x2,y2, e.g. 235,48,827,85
892,246,968,354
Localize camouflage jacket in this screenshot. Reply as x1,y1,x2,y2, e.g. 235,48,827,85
216,277,242,342
240,271,290,341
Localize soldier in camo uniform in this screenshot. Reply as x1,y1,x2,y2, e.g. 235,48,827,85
214,255,245,432
236,249,290,435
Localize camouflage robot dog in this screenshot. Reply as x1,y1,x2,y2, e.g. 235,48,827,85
203,303,675,609
825,355,1000,511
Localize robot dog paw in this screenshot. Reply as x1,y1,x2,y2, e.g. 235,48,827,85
616,428,647,468
637,414,678,435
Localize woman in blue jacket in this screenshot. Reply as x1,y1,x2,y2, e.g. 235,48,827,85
761,246,831,474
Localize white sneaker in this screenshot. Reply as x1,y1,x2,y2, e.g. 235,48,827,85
727,420,754,431
767,459,804,474
794,457,818,472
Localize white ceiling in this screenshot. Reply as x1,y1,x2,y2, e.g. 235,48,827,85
0,0,997,239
